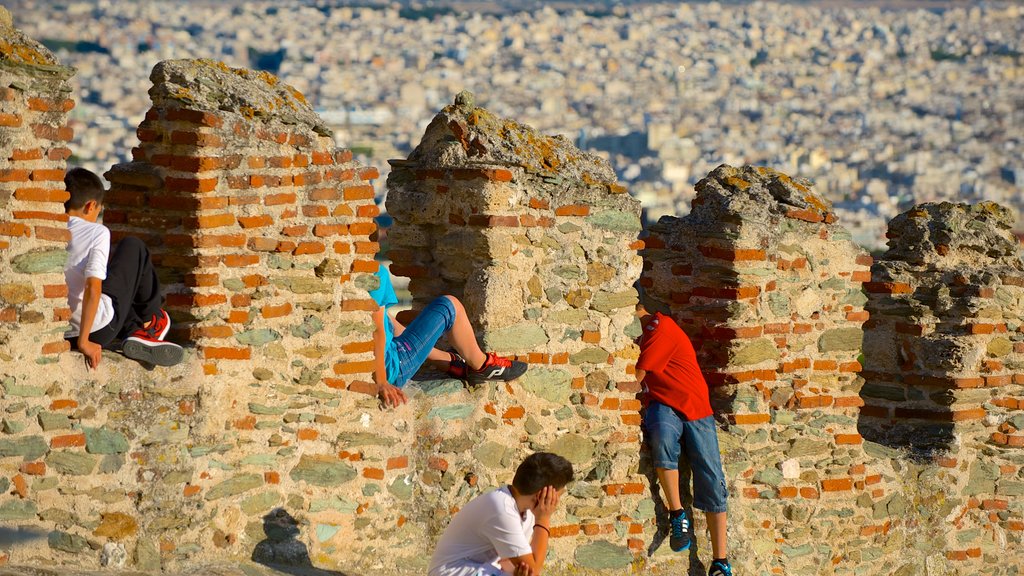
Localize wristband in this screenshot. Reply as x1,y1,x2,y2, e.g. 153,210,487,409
534,524,550,535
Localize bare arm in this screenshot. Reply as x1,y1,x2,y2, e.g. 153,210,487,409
77,277,103,370
372,307,406,408
505,486,561,576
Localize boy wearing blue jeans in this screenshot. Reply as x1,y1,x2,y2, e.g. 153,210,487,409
636,304,731,576
369,265,528,407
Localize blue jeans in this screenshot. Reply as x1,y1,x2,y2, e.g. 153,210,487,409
391,296,456,387
644,402,729,513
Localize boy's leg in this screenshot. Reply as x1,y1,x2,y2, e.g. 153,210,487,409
681,415,729,562
103,236,163,338
645,402,689,552
103,237,182,366
705,511,728,561
440,295,486,370
391,296,460,385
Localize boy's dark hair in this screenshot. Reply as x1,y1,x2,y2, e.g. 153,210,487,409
512,452,574,495
64,167,105,211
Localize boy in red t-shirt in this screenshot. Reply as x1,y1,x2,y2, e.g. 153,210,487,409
635,304,731,576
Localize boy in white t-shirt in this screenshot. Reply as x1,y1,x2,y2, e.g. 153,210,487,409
429,452,573,576
64,168,183,368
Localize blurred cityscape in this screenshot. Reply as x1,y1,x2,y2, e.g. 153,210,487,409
8,0,1023,250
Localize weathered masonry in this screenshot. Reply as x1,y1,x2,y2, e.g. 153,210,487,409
1,17,1021,576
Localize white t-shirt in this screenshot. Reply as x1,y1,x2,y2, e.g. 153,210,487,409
65,216,114,338
428,486,534,576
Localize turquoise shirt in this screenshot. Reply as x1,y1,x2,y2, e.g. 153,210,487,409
368,266,401,384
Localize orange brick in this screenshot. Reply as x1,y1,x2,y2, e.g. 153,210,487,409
554,204,590,217
834,434,863,445
49,399,78,410
821,478,853,492
41,340,70,355
19,462,46,476
261,302,292,318
333,360,375,375
502,406,526,419
203,347,251,360
183,485,202,497
50,433,86,448
238,215,274,228
363,467,385,480
297,428,319,441
293,242,326,255
387,456,409,470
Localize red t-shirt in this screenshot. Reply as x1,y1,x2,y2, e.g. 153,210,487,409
636,312,713,421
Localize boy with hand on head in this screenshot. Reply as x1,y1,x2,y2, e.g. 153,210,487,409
635,302,732,576
368,261,528,408
429,452,573,576
64,168,183,369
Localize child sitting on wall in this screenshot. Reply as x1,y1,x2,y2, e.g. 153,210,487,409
63,168,184,369
369,262,528,408
635,301,732,576
428,452,573,576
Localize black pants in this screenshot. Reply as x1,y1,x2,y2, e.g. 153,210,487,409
88,237,163,348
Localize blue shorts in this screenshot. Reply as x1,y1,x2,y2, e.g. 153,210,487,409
391,296,456,387
643,402,729,513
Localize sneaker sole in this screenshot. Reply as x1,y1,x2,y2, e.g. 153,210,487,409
123,338,184,367
670,541,691,552
466,363,528,385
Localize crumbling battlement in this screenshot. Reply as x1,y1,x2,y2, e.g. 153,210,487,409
0,16,1021,576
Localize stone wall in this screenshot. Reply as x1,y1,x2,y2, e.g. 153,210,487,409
0,16,1021,576
386,92,651,568
642,168,1023,574
859,201,1024,566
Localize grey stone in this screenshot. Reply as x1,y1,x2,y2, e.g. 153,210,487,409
47,530,88,553
235,328,281,346
549,433,595,464
309,496,358,513
45,451,97,475
240,491,282,515
570,348,609,365
731,338,780,366
37,411,71,431
0,500,37,521
585,210,641,233
547,308,589,325
388,476,413,501
249,403,287,416
205,473,263,500
788,438,829,458
483,323,548,353
818,328,864,353
12,249,67,274
524,416,544,436
253,368,275,381
553,265,583,280
291,316,324,339
417,379,463,397
476,441,507,469
289,456,356,487
590,289,638,313
85,427,129,454
965,461,999,496
135,539,160,571
519,368,572,403
427,404,475,421
574,540,633,569
754,467,784,487
98,454,125,473
337,432,396,449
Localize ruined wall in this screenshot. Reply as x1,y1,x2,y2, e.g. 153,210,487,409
386,92,652,569
0,18,75,365
859,202,1024,567
1,15,1021,576
641,166,885,574
643,168,1023,574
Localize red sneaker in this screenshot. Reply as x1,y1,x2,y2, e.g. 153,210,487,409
446,352,468,380
123,310,182,366
466,352,528,385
